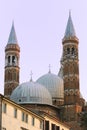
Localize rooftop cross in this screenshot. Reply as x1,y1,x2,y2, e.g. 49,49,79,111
30,71,33,82
48,64,51,73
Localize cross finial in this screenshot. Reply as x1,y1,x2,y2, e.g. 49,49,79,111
48,64,51,73
30,71,33,82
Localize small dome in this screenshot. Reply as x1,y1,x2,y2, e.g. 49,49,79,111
10,81,52,105
36,72,64,99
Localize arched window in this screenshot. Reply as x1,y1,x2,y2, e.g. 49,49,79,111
8,56,10,63
72,47,75,55
67,48,70,54
12,56,15,64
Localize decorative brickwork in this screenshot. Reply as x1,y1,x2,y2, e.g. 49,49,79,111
4,43,20,98
62,37,80,105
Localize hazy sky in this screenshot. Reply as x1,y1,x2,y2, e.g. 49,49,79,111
0,0,87,101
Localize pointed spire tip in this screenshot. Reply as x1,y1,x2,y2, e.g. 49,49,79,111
69,9,71,16
64,11,76,39
12,20,14,26
7,22,18,44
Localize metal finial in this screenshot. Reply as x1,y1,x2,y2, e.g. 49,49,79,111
69,9,71,17
12,20,14,26
30,71,33,82
48,64,51,73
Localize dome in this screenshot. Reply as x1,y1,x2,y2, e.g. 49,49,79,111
10,81,52,105
36,72,64,99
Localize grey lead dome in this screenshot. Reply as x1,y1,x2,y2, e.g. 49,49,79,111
36,72,64,99
10,81,52,105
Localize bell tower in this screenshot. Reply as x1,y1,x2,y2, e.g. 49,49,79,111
62,12,80,105
4,22,20,98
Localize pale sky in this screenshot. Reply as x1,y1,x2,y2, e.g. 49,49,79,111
0,0,87,101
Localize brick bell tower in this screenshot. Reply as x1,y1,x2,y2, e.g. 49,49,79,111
4,22,20,98
61,12,83,123
62,12,80,105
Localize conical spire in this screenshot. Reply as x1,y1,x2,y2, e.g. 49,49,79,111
64,11,76,38
8,22,18,44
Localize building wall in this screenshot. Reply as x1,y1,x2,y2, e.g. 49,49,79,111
22,104,60,118
61,104,82,122
2,100,43,130
44,116,70,130
1,95,70,130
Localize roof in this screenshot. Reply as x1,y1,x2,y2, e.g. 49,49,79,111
64,11,76,38
0,94,44,120
10,81,52,105
7,22,18,44
36,72,64,99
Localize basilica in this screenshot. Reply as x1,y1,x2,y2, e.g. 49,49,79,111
2,12,87,130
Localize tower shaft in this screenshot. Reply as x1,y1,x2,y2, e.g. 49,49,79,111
62,12,80,105
62,38,80,105
4,23,20,98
